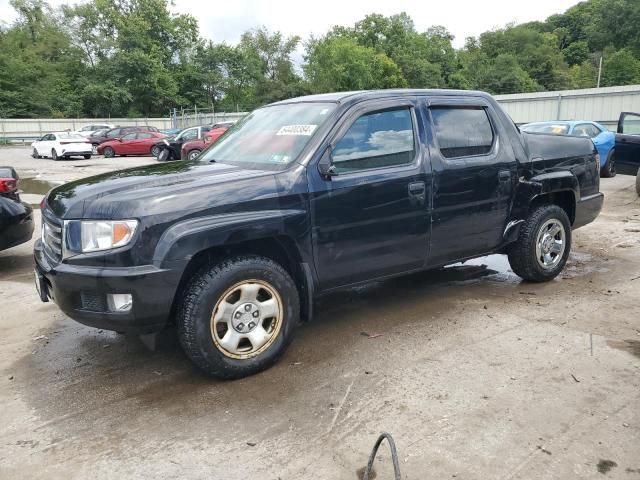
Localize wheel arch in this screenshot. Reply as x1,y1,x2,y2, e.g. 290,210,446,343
505,173,578,242
154,210,313,325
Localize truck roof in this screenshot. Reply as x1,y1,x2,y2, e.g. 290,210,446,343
271,89,494,106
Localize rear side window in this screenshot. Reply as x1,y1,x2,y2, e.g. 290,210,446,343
137,133,153,139
431,107,494,158
332,108,415,173
574,123,601,138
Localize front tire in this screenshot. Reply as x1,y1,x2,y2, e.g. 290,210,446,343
507,205,572,282
103,146,115,158
157,149,170,162
600,150,616,178
51,149,58,161
177,256,300,379
31,148,39,159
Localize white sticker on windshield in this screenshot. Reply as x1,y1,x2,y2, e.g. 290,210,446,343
276,124,317,136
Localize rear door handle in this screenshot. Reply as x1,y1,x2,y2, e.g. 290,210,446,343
498,170,511,182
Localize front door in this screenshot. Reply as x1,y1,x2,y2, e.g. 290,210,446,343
309,100,431,289
616,112,640,174
424,98,517,266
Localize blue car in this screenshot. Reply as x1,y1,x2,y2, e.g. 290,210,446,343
521,121,616,177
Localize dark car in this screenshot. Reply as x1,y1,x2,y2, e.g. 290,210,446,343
34,89,603,379
1,167,34,251
615,112,640,193
154,125,213,161
89,126,160,148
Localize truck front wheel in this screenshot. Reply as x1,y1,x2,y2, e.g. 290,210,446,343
177,256,299,379
507,205,572,282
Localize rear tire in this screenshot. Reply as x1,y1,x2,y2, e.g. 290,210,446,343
177,256,299,379
507,205,572,282
83,154,91,159
31,148,38,159
103,146,115,158
600,150,616,178
150,145,161,157
188,149,202,161
51,149,58,161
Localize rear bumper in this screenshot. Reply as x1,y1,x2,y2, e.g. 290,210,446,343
34,239,182,334
0,205,34,251
573,192,604,229
61,148,92,156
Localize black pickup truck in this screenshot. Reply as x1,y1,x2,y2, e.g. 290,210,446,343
34,89,603,379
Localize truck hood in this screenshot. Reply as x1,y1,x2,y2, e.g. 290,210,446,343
46,161,276,219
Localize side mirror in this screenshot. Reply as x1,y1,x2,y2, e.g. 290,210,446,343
318,147,337,180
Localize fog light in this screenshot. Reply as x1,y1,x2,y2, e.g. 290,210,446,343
107,293,132,312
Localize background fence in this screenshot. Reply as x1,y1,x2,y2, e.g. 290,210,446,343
4,85,640,140
0,112,247,142
495,84,640,130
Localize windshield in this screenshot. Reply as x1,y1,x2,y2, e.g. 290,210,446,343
198,103,336,168
522,123,570,135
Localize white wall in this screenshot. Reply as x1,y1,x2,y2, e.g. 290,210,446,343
495,85,640,130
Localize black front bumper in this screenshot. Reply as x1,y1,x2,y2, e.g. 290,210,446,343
573,192,604,229
34,239,183,334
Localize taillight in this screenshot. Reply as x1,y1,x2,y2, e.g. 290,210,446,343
0,177,17,193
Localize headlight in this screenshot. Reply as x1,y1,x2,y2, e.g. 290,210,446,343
65,220,138,253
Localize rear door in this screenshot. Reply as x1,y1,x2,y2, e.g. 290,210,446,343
616,112,640,173
424,98,518,266
135,132,155,154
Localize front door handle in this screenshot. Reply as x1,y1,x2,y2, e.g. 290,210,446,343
408,181,426,195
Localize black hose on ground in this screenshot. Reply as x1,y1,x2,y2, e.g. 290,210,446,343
362,432,402,480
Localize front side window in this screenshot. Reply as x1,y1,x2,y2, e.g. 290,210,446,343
621,113,640,135
431,107,495,158
199,103,337,169
332,108,415,173
178,128,198,141
107,129,120,138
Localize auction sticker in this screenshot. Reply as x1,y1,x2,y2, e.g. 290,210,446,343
276,124,317,136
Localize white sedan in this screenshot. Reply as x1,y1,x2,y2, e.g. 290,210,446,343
31,132,93,161
77,123,116,137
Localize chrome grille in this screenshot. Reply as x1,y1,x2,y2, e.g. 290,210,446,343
42,211,63,265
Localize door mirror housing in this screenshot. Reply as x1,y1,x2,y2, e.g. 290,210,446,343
318,147,337,179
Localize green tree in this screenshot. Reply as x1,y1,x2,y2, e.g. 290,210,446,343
602,48,640,86
304,36,406,92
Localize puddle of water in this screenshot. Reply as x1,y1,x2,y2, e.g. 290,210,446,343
19,177,60,195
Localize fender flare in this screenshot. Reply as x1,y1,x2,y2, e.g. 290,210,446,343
504,171,579,242
152,209,307,268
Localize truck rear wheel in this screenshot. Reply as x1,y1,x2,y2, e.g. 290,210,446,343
177,256,299,379
507,205,572,282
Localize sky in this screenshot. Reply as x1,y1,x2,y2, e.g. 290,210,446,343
0,0,581,48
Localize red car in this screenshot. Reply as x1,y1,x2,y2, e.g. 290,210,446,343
97,131,167,157
180,125,231,161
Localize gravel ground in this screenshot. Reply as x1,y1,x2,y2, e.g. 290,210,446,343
0,146,639,479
